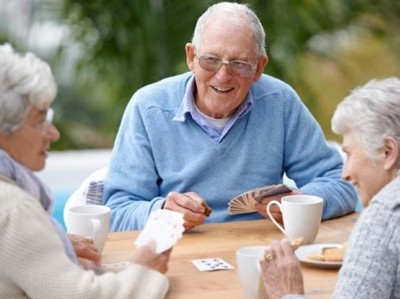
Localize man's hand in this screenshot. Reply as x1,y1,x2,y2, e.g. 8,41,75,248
163,191,208,231
255,190,300,224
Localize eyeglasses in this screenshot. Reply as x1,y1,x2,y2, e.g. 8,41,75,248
34,108,54,135
195,55,257,77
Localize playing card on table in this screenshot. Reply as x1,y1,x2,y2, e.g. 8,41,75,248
135,209,185,253
100,261,130,273
191,258,235,272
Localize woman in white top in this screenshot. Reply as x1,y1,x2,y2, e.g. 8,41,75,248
0,43,171,299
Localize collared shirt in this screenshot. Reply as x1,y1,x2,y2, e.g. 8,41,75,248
175,75,254,142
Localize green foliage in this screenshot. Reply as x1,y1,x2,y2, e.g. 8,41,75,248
54,0,217,147
50,0,400,147
61,0,213,102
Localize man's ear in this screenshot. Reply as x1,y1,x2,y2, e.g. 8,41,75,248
252,55,268,82
383,136,399,170
185,43,196,72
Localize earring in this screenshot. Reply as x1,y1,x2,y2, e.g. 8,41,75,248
384,165,389,170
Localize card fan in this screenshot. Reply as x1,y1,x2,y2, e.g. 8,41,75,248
227,185,277,215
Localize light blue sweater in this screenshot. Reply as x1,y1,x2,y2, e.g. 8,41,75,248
103,72,357,231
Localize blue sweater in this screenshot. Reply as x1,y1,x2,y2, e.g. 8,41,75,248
103,72,357,231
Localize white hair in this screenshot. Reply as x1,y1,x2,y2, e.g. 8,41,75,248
332,77,400,160
0,44,57,134
191,2,266,57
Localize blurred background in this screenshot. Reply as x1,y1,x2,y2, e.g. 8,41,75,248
2,0,399,149
1,0,399,228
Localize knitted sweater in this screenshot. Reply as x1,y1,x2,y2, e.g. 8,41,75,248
103,72,357,231
0,179,169,299
333,175,400,298
282,176,400,299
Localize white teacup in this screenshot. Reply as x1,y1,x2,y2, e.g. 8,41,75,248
236,246,266,299
266,194,323,244
68,205,110,253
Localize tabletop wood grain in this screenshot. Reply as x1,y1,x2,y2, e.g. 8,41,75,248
102,212,358,298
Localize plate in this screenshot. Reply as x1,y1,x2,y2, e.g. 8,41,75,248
295,243,343,269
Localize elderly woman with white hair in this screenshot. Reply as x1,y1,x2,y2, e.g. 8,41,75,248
0,44,99,266
0,44,170,298
258,77,400,299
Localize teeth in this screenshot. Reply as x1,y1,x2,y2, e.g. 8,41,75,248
214,86,231,92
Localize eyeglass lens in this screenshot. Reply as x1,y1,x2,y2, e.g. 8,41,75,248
46,108,54,124
38,108,54,134
197,56,255,77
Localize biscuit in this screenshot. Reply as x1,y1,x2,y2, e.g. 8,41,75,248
306,253,326,262
290,237,303,250
323,247,344,262
307,245,345,262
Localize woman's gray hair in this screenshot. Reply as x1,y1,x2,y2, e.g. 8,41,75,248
191,2,266,58
0,44,57,135
331,77,400,160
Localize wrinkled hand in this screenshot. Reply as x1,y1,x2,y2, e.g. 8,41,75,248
68,234,101,269
259,239,305,299
255,190,299,224
163,191,207,231
131,240,172,274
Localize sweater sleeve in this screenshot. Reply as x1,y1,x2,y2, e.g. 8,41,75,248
102,91,167,231
0,188,168,299
280,87,358,220
332,199,399,298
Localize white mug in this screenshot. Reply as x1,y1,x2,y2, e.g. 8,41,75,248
68,205,110,253
266,195,323,244
236,246,266,299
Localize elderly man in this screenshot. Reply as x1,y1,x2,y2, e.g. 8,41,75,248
103,2,357,231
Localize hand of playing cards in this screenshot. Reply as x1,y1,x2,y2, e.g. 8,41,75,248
227,184,293,215
135,209,185,253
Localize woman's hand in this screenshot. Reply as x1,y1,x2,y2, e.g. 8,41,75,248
259,239,305,299
68,234,101,269
131,240,172,274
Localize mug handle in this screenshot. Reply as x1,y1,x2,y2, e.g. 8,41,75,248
266,200,286,235
91,218,101,248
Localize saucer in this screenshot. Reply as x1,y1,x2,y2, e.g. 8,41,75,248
295,243,343,269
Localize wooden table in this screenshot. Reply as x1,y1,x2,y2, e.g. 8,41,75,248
102,213,358,298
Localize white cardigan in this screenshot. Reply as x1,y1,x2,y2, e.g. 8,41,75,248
0,177,169,299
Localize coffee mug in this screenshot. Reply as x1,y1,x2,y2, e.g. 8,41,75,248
236,246,267,299
266,194,323,244
68,205,110,253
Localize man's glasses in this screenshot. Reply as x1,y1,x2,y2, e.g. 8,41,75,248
195,55,257,77
34,108,54,135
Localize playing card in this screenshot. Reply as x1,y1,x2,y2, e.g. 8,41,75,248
100,261,130,273
191,258,235,272
135,209,184,253
227,184,293,215
227,185,276,215
254,184,293,202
